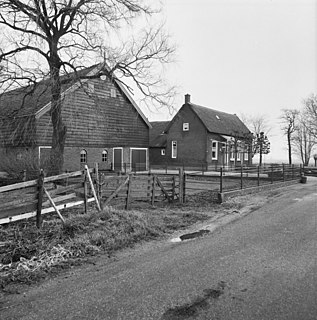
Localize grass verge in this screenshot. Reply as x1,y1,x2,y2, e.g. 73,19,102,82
0,203,214,290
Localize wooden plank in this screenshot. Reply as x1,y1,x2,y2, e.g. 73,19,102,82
85,165,101,211
36,170,45,228
104,176,129,206
42,193,77,207
0,179,38,193
0,202,38,219
44,187,65,224
48,183,83,197
0,198,96,225
156,176,172,202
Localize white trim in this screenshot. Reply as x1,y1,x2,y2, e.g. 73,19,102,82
130,147,148,171
0,198,95,225
183,122,189,131
113,147,123,171
211,141,218,160
38,146,51,165
171,141,177,159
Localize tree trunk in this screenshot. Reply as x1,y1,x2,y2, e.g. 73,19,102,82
49,63,67,175
287,131,292,165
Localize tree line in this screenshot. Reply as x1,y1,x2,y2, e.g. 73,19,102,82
280,95,317,166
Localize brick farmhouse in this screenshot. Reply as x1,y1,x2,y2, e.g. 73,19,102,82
149,94,252,169
0,65,151,172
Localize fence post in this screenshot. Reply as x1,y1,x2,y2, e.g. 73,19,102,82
271,164,274,184
36,169,44,229
179,167,184,204
23,169,27,182
282,164,285,182
257,165,260,187
94,163,100,204
292,164,294,180
84,173,88,214
172,175,175,202
219,167,223,193
240,166,243,189
125,174,132,210
151,175,156,206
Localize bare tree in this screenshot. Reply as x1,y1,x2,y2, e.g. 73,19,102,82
303,94,317,138
240,114,271,165
280,108,299,165
293,112,316,166
0,0,175,173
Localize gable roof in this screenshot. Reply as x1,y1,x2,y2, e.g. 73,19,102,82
0,64,151,128
164,101,251,138
149,121,169,147
189,103,250,137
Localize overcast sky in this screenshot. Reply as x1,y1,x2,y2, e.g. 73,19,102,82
142,0,317,163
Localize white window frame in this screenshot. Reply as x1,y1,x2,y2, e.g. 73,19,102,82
38,146,51,165
211,141,218,160
80,149,87,163
183,122,189,131
161,149,165,156
244,151,249,161
171,141,177,159
102,150,108,162
237,152,241,161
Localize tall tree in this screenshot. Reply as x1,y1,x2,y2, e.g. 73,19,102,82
0,0,175,173
280,108,299,165
303,94,317,139
240,114,271,165
293,113,316,166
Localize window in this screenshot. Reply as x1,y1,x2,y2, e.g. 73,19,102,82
161,149,165,156
16,153,22,160
87,82,94,93
102,150,108,162
244,144,249,161
110,88,117,98
211,141,218,160
171,141,177,158
80,149,87,163
183,122,189,131
237,152,241,161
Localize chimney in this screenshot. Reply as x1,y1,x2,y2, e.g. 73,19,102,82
185,94,191,104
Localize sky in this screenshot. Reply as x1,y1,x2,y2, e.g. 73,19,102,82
141,0,317,164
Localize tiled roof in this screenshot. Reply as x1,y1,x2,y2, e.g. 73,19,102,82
0,65,96,119
149,121,169,147
189,103,250,137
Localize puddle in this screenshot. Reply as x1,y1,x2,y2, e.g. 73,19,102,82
179,229,210,241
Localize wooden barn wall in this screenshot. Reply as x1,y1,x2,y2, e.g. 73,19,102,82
36,78,149,148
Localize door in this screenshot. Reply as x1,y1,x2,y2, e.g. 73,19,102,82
113,148,122,172
131,149,147,171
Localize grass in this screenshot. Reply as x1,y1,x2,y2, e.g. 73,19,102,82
0,202,214,289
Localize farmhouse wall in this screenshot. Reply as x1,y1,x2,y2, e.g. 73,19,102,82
165,104,207,166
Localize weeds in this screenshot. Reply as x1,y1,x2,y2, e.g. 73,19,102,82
0,204,211,288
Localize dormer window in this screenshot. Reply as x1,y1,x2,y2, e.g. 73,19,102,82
183,122,189,131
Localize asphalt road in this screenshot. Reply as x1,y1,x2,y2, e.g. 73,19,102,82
1,179,317,320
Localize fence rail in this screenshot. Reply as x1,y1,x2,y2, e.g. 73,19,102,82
0,163,303,226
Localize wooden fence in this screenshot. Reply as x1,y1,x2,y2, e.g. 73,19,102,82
0,167,179,226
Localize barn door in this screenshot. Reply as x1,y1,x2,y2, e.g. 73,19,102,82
113,148,122,172
131,149,147,171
